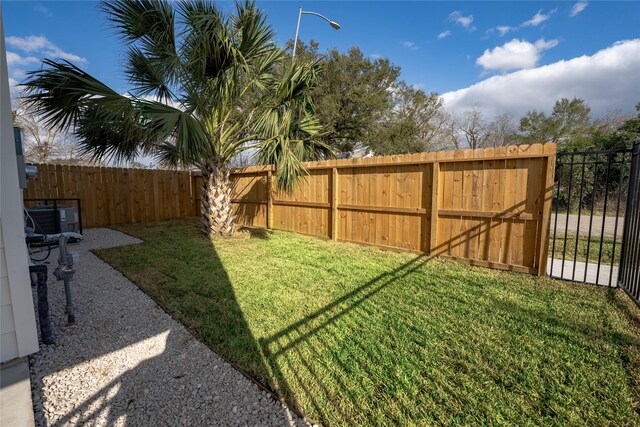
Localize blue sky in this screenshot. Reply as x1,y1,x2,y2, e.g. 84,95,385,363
4,1,640,118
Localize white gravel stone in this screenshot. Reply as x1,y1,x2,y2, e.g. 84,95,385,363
29,228,308,427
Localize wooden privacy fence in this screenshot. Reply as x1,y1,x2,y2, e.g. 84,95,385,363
24,143,556,275
226,143,556,275
23,164,197,228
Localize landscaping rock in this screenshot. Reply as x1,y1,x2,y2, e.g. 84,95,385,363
29,228,307,427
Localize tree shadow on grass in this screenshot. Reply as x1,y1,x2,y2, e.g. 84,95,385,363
257,255,436,425
237,226,273,240
44,219,640,426
31,225,300,427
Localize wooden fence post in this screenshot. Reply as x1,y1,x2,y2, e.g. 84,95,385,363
192,172,199,217
536,143,557,276
429,161,439,255
331,167,339,241
267,170,274,229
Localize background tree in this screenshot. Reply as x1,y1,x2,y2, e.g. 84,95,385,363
457,105,489,149
485,113,517,148
289,41,400,154
396,86,450,151
23,0,328,236
519,97,592,149
12,98,80,163
600,102,640,150
367,82,452,154
518,110,551,144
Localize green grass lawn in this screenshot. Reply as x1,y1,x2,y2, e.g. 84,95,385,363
96,219,640,426
550,233,621,265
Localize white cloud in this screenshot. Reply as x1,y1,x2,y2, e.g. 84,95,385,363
522,9,556,27
33,3,52,16
496,26,514,37
6,35,49,52
402,41,418,50
570,2,588,17
6,35,86,64
443,39,640,120
476,38,559,71
8,77,21,98
370,53,382,59
6,51,39,95
6,35,87,98
412,83,425,91
438,31,452,40
449,11,475,31
534,38,559,50
6,51,39,67
490,8,557,38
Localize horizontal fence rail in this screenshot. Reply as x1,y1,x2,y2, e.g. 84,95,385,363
24,143,556,275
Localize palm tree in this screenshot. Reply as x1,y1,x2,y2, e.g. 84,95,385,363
22,0,330,236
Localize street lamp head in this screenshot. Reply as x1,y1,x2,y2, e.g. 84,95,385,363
293,9,341,60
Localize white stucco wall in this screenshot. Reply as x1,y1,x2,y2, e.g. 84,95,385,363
0,6,39,363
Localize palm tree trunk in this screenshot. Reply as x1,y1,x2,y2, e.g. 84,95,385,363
201,166,234,236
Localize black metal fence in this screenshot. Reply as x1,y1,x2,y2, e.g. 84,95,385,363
618,142,640,305
549,147,633,286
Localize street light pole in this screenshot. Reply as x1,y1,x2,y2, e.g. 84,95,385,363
292,6,340,60
293,7,303,60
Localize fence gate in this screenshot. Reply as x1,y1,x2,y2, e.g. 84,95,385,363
548,144,635,288
618,142,640,305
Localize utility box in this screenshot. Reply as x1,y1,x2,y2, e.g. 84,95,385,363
27,205,80,234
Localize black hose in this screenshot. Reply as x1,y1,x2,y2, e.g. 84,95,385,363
29,243,52,262
30,264,54,345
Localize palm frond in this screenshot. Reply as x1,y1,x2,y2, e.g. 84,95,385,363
125,46,176,100
100,0,175,48
231,1,276,68
74,102,152,164
23,58,209,166
179,0,236,80
254,59,333,190
138,99,211,164
22,59,126,131
102,0,180,101
21,0,326,192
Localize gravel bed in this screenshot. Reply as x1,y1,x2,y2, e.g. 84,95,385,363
29,228,309,426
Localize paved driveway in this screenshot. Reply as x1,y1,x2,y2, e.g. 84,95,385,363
550,213,624,238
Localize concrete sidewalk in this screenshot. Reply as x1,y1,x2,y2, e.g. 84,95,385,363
547,258,618,286
1,357,35,427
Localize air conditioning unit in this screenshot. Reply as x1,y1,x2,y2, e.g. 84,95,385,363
26,205,80,234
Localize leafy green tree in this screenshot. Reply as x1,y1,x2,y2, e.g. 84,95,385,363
604,102,640,149
550,102,639,214
518,111,552,144
368,82,448,154
550,98,592,144
289,41,401,154
519,98,592,149
22,0,329,236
